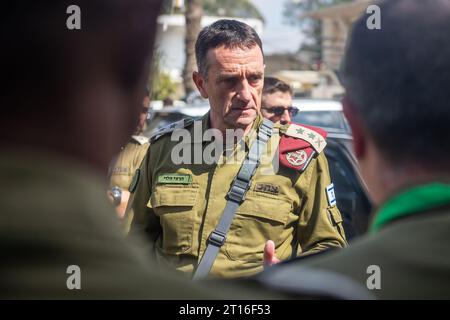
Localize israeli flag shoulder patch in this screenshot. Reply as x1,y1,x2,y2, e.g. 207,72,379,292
326,183,337,207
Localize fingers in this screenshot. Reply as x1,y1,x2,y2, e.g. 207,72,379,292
263,240,275,266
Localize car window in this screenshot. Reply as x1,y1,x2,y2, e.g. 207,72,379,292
292,111,347,131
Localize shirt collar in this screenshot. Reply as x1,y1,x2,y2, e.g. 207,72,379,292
371,183,450,233
199,110,264,149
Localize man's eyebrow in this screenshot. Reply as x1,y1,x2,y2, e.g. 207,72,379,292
216,71,263,81
216,73,239,81
249,71,264,78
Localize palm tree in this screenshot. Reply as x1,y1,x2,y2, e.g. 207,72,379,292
182,0,203,97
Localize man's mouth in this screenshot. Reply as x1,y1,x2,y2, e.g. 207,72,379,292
231,105,254,111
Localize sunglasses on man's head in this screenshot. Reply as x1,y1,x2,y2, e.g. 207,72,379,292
262,106,299,117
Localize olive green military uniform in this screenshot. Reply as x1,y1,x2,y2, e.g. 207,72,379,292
110,135,150,190
265,183,450,299
0,150,273,299
127,112,347,279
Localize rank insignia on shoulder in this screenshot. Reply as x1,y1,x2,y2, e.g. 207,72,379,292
150,118,194,143
279,123,327,172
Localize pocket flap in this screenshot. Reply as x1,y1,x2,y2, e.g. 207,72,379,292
149,184,199,208
328,206,343,224
236,193,292,224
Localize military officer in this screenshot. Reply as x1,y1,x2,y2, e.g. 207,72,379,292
258,0,450,299
126,19,346,279
109,88,151,219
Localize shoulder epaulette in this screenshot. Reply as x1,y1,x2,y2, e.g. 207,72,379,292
283,123,327,154
131,135,149,145
150,118,194,143
278,122,328,172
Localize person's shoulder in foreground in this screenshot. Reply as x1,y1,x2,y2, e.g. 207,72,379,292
258,0,450,300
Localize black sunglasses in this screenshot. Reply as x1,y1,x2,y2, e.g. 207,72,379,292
262,106,299,117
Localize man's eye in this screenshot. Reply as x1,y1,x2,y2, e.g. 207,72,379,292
223,78,236,85
249,76,262,84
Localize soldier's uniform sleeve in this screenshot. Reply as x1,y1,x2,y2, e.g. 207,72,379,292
133,142,150,170
123,147,161,253
296,152,347,255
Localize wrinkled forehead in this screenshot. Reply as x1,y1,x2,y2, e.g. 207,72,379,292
205,45,264,75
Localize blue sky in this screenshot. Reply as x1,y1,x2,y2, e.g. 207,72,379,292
249,0,305,54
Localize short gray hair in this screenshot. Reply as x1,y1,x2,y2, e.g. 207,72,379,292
195,19,263,78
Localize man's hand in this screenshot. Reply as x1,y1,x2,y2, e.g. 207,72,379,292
106,189,130,219
263,240,281,267
116,190,130,219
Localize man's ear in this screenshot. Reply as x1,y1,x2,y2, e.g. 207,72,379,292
192,71,208,99
342,95,366,159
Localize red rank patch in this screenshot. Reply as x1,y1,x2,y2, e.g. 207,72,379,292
279,123,327,172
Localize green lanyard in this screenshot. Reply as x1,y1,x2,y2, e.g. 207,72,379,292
371,183,450,233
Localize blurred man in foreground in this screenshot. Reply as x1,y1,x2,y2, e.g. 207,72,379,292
259,0,450,299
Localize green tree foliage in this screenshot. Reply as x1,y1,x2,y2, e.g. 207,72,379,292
203,0,265,22
283,0,353,63
161,0,264,22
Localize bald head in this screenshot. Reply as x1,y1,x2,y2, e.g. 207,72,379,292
341,0,450,169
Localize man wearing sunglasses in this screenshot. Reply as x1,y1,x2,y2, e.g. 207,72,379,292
261,77,299,125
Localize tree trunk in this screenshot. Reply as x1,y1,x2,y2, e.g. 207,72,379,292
183,0,203,98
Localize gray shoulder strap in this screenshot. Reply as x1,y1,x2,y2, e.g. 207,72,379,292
192,119,274,280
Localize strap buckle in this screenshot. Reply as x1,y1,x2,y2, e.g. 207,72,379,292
207,230,227,247
227,176,251,203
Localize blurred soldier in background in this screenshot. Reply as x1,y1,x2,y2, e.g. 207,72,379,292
109,87,151,220
261,77,298,125
259,0,450,299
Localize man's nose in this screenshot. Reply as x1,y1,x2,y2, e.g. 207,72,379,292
236,80,252,103
280,109,291,125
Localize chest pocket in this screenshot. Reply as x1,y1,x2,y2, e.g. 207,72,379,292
149,184,199,255
224,192,292,262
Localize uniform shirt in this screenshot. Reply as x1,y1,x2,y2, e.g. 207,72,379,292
263,182,450,299
127,112,347,278
109,135,149,190
0,150,271,298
